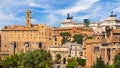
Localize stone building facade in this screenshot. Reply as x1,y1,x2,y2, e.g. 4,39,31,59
61,12,120,32
84,29,120,68
0,9,120,68
53,26,92,45
48,42,83,64
0,10,54,58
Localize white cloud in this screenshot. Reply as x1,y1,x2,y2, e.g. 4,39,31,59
114,7,120,12
0,0,100,28
74,16,89,21
0,0,120,29
56,0,99,15
41,0,99,26
46,14,59,26
29,2,51,9
0,11,25,29
0,12,18,23
31,14,60,27
0,0,40,29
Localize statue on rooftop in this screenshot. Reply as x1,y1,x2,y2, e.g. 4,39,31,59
110,11,117,17
67,13,73,19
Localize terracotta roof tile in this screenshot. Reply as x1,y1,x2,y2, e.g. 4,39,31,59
1,25,38,31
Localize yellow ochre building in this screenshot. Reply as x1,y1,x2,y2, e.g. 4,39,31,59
0,10,54,58
1,9,120,68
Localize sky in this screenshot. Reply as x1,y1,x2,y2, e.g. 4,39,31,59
0,0,120,29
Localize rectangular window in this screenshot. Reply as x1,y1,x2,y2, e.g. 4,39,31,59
80,52,83,56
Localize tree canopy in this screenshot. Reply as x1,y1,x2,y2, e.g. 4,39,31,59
55,54,61,64
92,58,106,68
114,52,120,68
66,58,78,68
76,58,86,67
87,36,93,39
73,34,83,44
0,49,54,68
60,32,71,45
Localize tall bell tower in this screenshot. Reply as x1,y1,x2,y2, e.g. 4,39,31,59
26,10,31,28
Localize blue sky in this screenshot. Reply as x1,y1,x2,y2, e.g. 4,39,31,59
0,0,120,29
